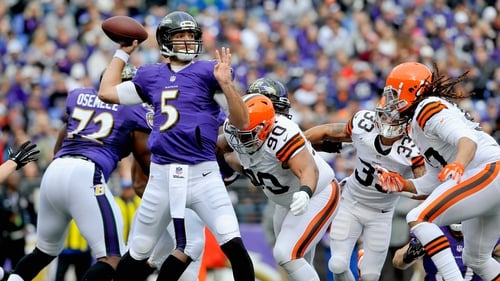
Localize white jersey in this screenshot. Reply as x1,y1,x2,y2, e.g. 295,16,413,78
404,98,500,281
409,97,500,194
224,115,335,207
343,110,424,211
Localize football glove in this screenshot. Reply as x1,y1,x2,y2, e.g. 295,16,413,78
223,171,240,186
438,162,464,184
375,165,407,193
290,191,310,216
403,237,425,264
217,154,240,186
9,141,40,170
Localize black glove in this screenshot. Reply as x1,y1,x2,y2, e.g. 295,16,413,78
321,140,342,153
9,141,40,170
403,237,425,264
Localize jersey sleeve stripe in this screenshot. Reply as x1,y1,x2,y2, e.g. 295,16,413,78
276,133,305,162
411,155,425,168
418,161,500,223
292,180,341,259
345,116,354,136
416,101,447,129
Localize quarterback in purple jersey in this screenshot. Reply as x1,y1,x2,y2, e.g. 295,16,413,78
124,108,231,281
98,10,254,281
0,65,153,281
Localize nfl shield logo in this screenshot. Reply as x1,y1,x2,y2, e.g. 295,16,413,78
176,166,183,175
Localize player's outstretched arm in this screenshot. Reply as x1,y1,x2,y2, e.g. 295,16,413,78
304,123,351,153
305,123,350,143
213,47,249,130
0,160,18,183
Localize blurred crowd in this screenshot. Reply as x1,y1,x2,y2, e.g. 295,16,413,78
0,1,498,280
0,0,499,234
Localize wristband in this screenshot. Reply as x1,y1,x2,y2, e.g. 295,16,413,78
299,185,313,198
113,49,130,63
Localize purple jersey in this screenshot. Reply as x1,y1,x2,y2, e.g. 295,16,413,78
412,227,499,281
55,87,152,180
132,61,223,165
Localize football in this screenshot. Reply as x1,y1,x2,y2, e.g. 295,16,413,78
102,16,148,45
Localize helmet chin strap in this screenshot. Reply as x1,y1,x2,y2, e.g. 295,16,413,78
168,54,196,68
175,52,198,62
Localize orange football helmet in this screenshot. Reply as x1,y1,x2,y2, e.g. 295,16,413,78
225,94,275,154
383,62,432,114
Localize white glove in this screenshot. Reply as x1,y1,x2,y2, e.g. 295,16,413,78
290,191,310,216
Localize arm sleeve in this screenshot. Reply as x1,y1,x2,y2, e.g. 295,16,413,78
429,110,479,146
116,81,144,105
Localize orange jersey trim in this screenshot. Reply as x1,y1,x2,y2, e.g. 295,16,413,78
345,116,354,137
411,155,425,169
276,133,305,162
418,161,500,223
416,101,447,129
291,180,341,259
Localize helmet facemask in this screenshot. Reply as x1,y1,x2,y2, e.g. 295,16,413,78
376,88,409,138
271,97,292,119
158,31,202,61
226,123,266,154
225,94,276,154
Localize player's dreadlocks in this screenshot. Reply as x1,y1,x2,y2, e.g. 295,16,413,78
401,63,470,120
